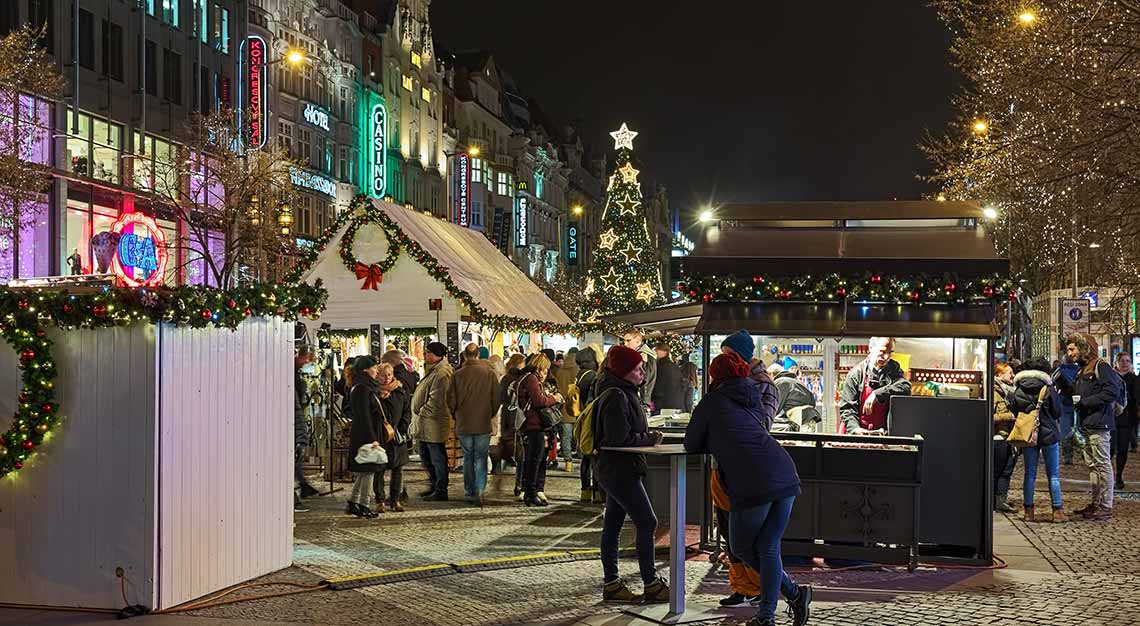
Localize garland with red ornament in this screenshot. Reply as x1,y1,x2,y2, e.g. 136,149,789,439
681,272,1015,305
0,282,327,478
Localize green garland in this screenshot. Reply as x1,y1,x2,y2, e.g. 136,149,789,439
0,282,328,479
682,272,1015,305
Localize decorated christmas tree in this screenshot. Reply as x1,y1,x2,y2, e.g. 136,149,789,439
581,123,666,321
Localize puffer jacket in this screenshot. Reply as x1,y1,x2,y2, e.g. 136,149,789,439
412,359,454,443
749,362,781,431
593,370,655,479
993,378,1016,437
1006,370,1063,446
1056,358,1120,432
684,377,801,509
516,367,560,433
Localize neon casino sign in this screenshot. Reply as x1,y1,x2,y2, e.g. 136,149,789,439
111,213,168,287
246,35,267,148
371,104,387,197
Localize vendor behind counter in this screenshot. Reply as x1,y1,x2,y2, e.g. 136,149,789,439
839,336,911,434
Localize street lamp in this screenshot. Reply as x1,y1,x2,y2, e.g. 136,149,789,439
1018,11,1036,24
571,204,584,216
973,120,989,134
285,49,306,65
983,206,998,220
278,203,293,235
699,209,714,223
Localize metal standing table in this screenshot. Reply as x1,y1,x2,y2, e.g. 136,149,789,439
601,444,721,625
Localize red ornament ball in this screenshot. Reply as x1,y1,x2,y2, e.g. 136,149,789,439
300,307,311,317
1009,291,1018,301
62,303,74,314
243,308,253,317
910,292,920,301
92,305,107,316
702,293,713,302
836,288,847,297
19,348,36,362
983,286,995,297
689,290,698,298
227,299,238,309
944,282,957,292
17,299,29,310
871,275,883,284
21,440,33,450
18,392,27,403
200,309,212,320
752,275,765,284
41,403,53,413
14,461,22,469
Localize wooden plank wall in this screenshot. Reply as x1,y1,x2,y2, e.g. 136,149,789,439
0,325,158,608
155,318,293,608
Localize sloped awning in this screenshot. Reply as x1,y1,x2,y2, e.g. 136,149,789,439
377,202,570,325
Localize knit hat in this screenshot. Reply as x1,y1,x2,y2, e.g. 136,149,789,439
710,353,750,383
721,330,755,361
477,346,490,360
541,348,557,363
426,342,448,358
606,345,643,379
353,355,379,371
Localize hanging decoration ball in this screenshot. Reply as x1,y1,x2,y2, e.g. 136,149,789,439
983,286,995,297
944,282,957,293
200,309,212,320
21,440,34,450
18,392,27,403
689,290,698,297
244,308,253,317
17,299,29,310
20,348,36,362
35,423,48,435
1009,291,1018,301
702,293,713,302
301,307,311,317
41,403,53,413
836,288,847,297
910,291,921,302
871,275,883,284
227,299,238,309
779,290,792,299
14,461,22,469
92,305,107,316
752,275,765,284
62,303,73,314
0,445,6,457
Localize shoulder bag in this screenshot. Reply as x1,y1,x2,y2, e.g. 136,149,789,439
1007,387,1047,448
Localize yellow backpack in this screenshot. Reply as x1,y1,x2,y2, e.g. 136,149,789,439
566,370,591,418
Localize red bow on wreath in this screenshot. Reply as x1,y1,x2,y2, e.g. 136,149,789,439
354,261,384,290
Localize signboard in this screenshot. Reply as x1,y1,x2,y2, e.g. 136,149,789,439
110,212,168,287
497,208,511,254
1060,298,1091,339
1079,291,1099,308
566,221,579,266
514,188,529,248
290,167,337,198
245,35,267,148
370,103,387,197
455,152,471,227
428,298,442,311
302,102,330,131
490,208,505,248
445,322,460,366
369,324,384,358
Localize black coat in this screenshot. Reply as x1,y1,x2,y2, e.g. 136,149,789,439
1118,371,1140,429
651,357,687,410
594,371,655,480
294,368,310,447
1007,370,1064,447
348,376,385,472
378,385,412,467
394,363,420,396
1056,359,1120,431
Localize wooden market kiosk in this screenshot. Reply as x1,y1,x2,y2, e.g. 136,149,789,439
606,201,1009,566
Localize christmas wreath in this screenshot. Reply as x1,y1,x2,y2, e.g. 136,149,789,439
339,204,401,291
0,282,327,479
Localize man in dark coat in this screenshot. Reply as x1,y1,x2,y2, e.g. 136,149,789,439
1112,353,1138,490
650,344,686,413
294,346,318,511
772,370,820,432
839,336,911,434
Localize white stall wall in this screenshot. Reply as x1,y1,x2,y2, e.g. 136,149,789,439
156,318,294,608
0,325,159,609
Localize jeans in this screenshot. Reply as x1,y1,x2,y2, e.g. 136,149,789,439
992,440,1017,499
419,441,449,495
350,472,374,507
521,430,549,497
1111,425,1132,484
559,423,574,460
1022,442,1062,509
459,434,491,497
1061,405,1076,463
374,465,403,504
596,472,658,584
1083,430,1114,510
728,497,799,621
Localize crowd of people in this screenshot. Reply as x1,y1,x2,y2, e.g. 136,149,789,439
991,333,1137,523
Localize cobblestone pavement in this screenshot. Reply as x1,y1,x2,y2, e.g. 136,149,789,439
6,459,1140,626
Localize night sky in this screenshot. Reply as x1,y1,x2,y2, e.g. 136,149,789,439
432,1,959,219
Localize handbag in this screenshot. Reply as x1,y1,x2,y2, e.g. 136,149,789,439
539,405,563,431
374,395,399,444
355,443,388,465
1007,387,1047,448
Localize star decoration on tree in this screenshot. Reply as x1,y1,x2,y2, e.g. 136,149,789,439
617,163,640,184
598,228,619,250
614,198,640,217
599,266,621,288
635,281,657,304
619,242,641,264
609,123,638,150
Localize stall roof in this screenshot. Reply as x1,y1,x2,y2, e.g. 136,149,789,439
601,303,704,335
712,200,985,221
693,302,998,338
301,200,570,329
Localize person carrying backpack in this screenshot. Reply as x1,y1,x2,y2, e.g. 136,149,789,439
1055,333,1120,521
552,347,582,470
572,344,604,502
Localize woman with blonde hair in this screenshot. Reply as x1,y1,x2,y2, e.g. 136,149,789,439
373,362,412,513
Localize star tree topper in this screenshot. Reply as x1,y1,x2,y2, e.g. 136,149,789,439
610,123,638,150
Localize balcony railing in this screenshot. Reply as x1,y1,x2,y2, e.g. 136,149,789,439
317,0,359,25
494,153,513,168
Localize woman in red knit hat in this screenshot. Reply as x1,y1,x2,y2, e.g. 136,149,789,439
593,344,669,604
685,352,812,626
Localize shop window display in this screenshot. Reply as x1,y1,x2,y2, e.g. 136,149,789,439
64,109,122,184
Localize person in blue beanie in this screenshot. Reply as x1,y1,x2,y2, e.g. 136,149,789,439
721,330,780,431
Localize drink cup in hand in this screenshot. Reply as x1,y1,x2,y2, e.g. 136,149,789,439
1072,395,1081,404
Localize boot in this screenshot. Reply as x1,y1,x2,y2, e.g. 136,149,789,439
580,489,592,503
602,579,642,603
389,499,405,513
593,489,606,504
1020,505,1034,522
374,501,386,514
642,577,670,604
1051,507,1068,523
995,496,1017,513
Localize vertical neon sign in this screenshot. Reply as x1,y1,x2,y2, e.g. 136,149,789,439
566,222,579,266
515,181,529,248
455,152,471,227
371,103,387,197
247,35,267,148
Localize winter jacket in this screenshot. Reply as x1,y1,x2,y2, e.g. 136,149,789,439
773,371,820,425
749,363,781,431
516,367,560,433
839,358,912,432
1118,371,1140,429
1055,358,1120,432
652,357,687,411
448,359,503,436
412,359,454,443
499,369,521,437
552,361,581,424
393,363,420,397
378,382,412,467
1006,370,1063,447
575,348,600,407
294,367,310,447
593,371,655,480
637,343,658,407
684,377,801,510
992,378,1016,437
348,376,385,473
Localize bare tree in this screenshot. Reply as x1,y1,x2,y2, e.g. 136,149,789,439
143,109,300,286
0,25,64,278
